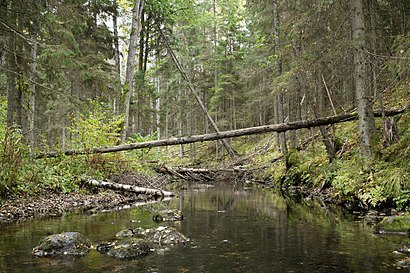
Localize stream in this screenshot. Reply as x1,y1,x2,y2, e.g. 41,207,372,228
0,181,407,272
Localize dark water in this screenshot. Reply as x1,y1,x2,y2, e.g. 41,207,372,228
0,181,408,273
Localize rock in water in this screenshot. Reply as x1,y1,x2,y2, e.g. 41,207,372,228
152,209,183,222
32,232,91,257
145,226,189,246
107,238,152,259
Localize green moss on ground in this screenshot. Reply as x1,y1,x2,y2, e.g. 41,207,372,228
375,215,410,234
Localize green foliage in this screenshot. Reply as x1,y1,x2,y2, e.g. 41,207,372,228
125,132,165,166
0,127,24,196
68,101,123,150
0,99,133,198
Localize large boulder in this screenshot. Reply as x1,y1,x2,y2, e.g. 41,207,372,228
32,232,91,257
374,215,410,235
107,238,152,259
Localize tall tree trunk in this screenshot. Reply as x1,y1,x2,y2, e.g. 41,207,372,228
113,6,121,115
350,0,376,156
273,0,287,160
156,76,161,139
28,33,37,149
122,0,144,142
277,92,287,161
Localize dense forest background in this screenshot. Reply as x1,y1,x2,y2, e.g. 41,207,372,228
0,0,409,209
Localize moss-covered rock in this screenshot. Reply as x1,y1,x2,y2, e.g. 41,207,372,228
107,238,152,259
32,232,91,257
144,226,188,246
374,215,410,234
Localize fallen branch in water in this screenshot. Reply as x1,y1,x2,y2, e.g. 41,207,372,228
85,179,174,198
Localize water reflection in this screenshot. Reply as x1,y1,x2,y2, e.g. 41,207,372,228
0,181,406,272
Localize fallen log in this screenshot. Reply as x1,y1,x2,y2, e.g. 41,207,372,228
35,108,406,158
85,179,174,198
157,166,250,174
155,165,264,181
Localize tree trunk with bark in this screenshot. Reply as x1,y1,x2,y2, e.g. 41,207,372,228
272,0,287,162
122,0,144,142
28,33,37,149
351,0,376,156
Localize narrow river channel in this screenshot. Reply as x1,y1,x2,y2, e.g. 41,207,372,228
0,181,407,272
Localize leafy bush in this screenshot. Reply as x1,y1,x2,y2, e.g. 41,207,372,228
0,99,128,198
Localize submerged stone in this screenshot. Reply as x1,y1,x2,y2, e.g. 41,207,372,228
32,232,91,257
107,238,152,259
145,226,188,246
374,215,410,235
152,209,183,222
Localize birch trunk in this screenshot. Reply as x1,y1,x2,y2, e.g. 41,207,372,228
86,179,173,198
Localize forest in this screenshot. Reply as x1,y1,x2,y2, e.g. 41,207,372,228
0,0,409,211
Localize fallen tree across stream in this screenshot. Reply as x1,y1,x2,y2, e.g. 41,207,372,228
85,179,174,198
36,108,406,158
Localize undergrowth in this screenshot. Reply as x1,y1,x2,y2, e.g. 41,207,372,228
0,100,156,199
270,109,410,211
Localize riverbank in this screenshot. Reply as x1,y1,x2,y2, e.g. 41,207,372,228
0,189,141,224
0,172,172,224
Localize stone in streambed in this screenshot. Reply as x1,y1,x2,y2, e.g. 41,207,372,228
107,238,152,259
32,232,91,257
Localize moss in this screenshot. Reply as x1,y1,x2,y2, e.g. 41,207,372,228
375,215,410,234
